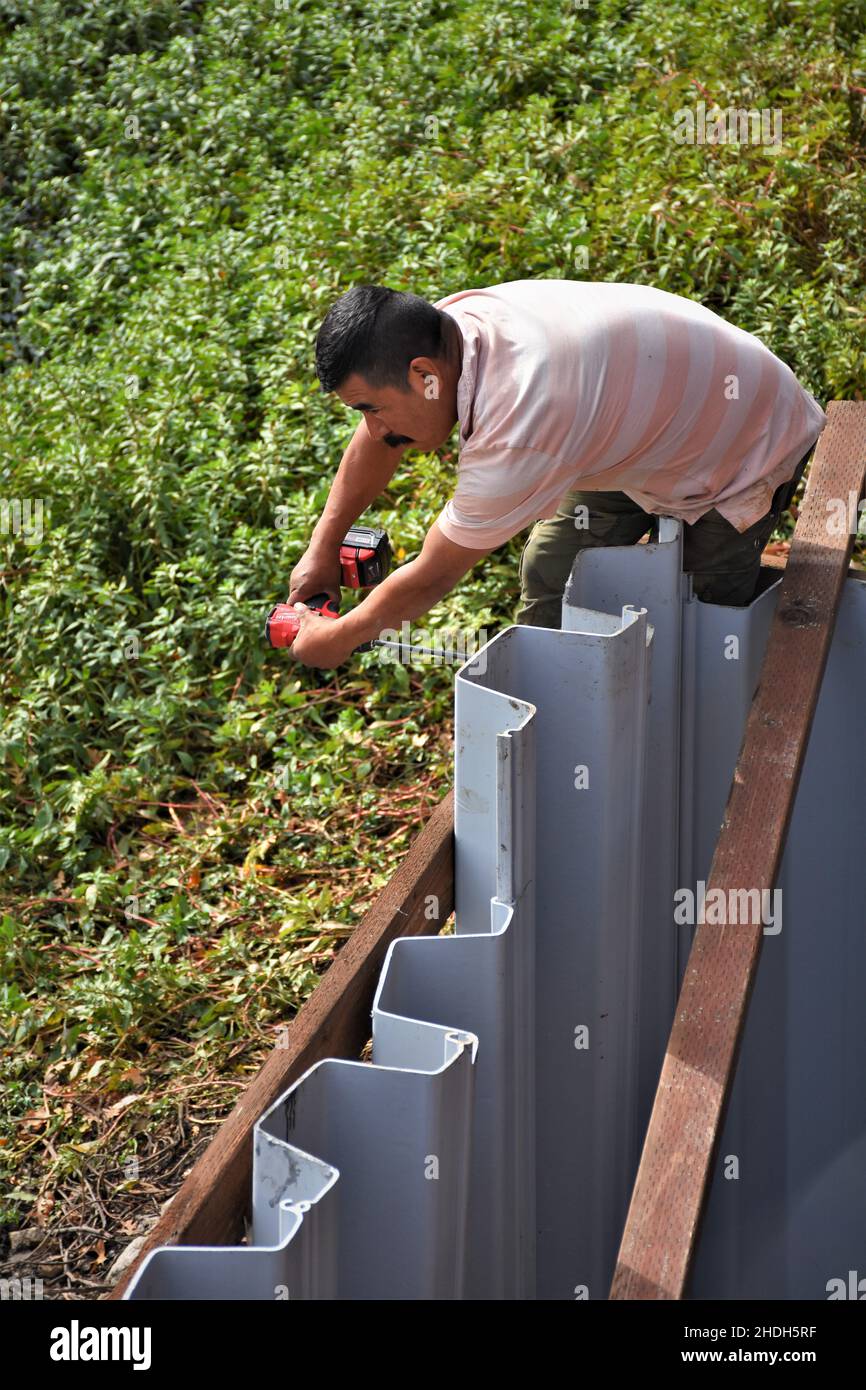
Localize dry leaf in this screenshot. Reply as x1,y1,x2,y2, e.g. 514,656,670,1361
106,1093,142,1117
21,1107,50,1130
117,1067,145,1087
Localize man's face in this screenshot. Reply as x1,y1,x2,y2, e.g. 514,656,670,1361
335,356,459,452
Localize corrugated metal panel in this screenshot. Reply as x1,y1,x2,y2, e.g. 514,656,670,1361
125,527,866,1300
454,605,652,1297
564,517,685,1143
687,570,866,1299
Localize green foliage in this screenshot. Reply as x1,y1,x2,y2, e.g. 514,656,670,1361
0,0,864,1244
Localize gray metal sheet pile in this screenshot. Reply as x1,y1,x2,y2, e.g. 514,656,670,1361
126,520,866,1300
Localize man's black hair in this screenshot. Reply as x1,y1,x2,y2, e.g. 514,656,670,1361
314,285,446,394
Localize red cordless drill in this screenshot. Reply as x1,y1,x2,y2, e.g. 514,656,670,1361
264,525,392,650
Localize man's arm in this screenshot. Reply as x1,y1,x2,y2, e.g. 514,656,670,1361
309,419,409,549
287,421,411,604
337,521,491,647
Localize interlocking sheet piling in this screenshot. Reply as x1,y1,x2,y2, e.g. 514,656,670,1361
124,405,866,1300
611,400,866,1300
687,562,866,1298
126,605,653,1300
564,516,685,1146
455,607,652,1298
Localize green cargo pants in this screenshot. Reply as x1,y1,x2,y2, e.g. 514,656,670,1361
515,450,812,627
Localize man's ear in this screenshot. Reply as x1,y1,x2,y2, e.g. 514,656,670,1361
408,356,441,399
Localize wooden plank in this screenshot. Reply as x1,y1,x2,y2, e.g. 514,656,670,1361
761,550,861,572
761,551,864,576
111,788,454,1299
610,401,866,1301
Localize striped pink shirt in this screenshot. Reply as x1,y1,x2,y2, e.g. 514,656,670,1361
432,280,827,550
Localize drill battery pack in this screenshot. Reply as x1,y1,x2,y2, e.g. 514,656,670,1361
339,525,392,589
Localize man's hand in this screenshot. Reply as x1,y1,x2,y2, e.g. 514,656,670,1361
288,523,492,669
287,543,342,606
288,603,358,669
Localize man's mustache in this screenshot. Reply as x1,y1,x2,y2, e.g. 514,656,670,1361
384,433,414,448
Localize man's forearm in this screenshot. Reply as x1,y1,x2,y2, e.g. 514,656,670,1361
288,522,490,668
310,423,407,550
335,559,450,646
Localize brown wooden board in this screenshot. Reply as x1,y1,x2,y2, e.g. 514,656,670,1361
761,553,865,576
110,789,454,1299
610,401,866,1300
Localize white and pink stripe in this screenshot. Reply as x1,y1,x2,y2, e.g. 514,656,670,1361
432,280,827,550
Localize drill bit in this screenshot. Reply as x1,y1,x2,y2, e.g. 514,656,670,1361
369,637,478,666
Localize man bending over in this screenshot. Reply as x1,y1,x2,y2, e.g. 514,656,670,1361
287,280,826,668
